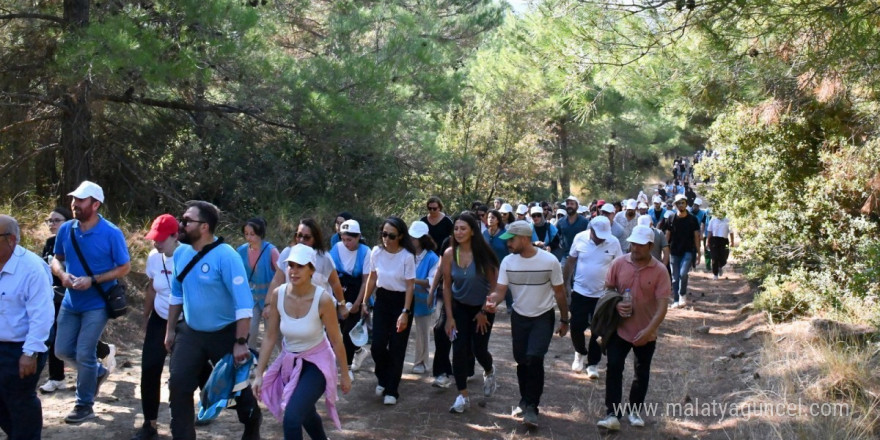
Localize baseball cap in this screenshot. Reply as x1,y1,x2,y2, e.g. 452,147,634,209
652,196,663,205
627,225,655,245
284,243,316,266
500,203,513,214
590,216,613,240
577,205,588,214
340,219,361,235
565,195,580,205
556,209,566,217
625,200,638,210
68,180,105,203
530,206,543,215
637,202,648,209
409,221,429,239
600,203,616,214
637,214,652,227
694,198,703,206
674,194,687,203
516,204,529,215
500,221,532,239
145,214,178,241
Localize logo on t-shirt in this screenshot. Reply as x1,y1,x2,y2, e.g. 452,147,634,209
201,263,210,273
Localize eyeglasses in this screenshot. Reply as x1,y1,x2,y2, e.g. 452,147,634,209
295,233,313,241
427,206,439,212
381,231,399,240
178,218,205,227
45,218,64,225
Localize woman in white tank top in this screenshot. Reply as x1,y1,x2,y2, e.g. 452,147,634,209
253,244,351,440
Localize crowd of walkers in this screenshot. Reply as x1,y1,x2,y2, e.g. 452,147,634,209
0,169,736,439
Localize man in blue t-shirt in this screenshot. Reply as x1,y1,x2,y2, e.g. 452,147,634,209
51,181,131,423
164,200,261,440
556,196,590,264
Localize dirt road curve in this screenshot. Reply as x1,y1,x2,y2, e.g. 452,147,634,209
36,265,762,439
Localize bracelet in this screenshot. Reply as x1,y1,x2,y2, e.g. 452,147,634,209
560,318,570,324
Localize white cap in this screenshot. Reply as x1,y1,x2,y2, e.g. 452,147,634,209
637,202,648,209
577,205,588,214
516,204,529,215
556,209,566,217
339,219,361,235
625,200,638,210
68,180,105,203
627,225,655,245
530,206,543,215
409,221,429,239
284,243,316,266
565,195,580,205
694,198,703,206
638,215,652,227
674,194,687,203
590,216,614,240
500,203,513,214
652,196,663,205
600,203,616,214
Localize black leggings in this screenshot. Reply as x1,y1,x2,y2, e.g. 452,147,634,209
451,301,494,391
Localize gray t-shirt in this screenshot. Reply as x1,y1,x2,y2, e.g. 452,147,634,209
450,259,490,306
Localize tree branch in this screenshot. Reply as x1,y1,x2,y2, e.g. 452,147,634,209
0,115,59,133
0,13,65,25
0,143,61,179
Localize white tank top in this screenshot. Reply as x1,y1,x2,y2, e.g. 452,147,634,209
278,284,326,353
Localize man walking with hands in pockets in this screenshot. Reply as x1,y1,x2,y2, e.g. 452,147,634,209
484,220,569,429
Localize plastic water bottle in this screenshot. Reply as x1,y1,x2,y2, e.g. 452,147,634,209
345,302,353,312
621,288,633,318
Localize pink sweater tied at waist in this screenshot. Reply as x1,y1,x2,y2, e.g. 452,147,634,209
260,336,341,429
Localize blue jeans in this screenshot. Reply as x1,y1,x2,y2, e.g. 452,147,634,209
670,252,694,302
0,342,46,440
55,306,108,407
283,361,327,440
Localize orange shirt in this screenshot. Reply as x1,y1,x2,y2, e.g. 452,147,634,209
605,254,672,345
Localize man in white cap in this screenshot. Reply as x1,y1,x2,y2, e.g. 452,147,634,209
50,181,131,423
647,196,666,227
556,196,590,265
599,203,626,247
689,198,709,239
597,225,671,431
563,216,621,379
484,221,569,429
614,200,639,253
0,215,54,439
638,215,669,266
665,194,702,308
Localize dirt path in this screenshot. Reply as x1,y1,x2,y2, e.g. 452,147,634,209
35,264,764,440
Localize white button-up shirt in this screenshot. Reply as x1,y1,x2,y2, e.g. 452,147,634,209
0,245,54,354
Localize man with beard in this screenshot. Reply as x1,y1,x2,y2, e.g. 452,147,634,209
51,181,131,423
614,200,639,253
556,196,590,265
165,201,261,440
666,194,702,308
484,221,569,429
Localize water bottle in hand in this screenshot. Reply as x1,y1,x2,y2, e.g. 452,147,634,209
621,288,633,318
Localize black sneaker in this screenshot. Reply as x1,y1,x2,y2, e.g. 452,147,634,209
64,405,96,424
131,422,158,440
241,407,262,440
523,405,539,428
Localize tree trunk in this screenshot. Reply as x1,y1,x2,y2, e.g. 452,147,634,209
606,141,615,190
58,0,92,200
557,118,571,197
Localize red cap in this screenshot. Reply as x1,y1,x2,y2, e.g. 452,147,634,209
596,199,606,208
145,214,179,241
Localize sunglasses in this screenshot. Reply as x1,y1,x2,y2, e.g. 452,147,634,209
179,218,205,227
531,213,543,218
295,233,313,240
381,231,399,240
427,206,439,212
45,218,64,225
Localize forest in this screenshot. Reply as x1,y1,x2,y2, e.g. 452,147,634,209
2,0,879,325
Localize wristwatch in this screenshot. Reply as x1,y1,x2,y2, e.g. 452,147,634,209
235,337,248,346
23,351,37,358
560,318,570,324
401,308,411,315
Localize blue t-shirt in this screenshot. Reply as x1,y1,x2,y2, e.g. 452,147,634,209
556,215,590,256
483,228,509,262
171,240,254,332
54,216,130,312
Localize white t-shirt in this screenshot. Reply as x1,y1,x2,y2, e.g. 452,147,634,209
368,246,415,292
569,231,622,298
332,242,370,275
708,218,731,238
145,249,174,320
498,249,563,317
277,247,337,295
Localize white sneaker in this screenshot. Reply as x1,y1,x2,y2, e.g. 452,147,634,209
432,374,453,388
348,370,354,382
351,348,370,372
586,365,599,379
104,344,117,375
597,415,621,430
383,395,397,405
449,394,470,413
628,412,645,427
412,363,426,374
40,379,66,393
713,274,719,280
482,368,497,397
571,352,585,372
679,296,687,307
375,385,385,397
670,301,680,309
